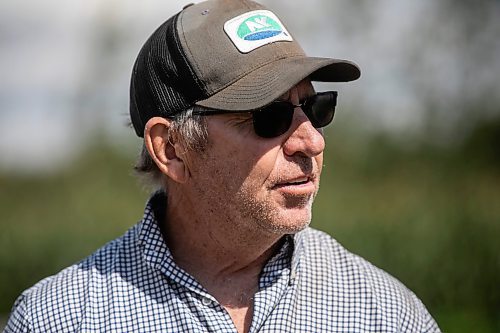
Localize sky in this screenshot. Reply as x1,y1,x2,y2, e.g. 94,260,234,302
1,0,499,173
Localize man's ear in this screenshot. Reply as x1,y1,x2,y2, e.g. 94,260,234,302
144,117,190,184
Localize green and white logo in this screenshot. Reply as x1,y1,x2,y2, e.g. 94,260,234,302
237,15,283,41
224,10,293,53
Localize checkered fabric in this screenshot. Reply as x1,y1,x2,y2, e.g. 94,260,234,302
5,193,440,332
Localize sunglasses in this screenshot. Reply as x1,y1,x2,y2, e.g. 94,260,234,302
192,91,338,138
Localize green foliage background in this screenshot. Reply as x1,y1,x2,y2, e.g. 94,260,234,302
1,120,499,332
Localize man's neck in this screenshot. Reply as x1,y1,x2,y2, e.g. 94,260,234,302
163,196,283,288
161,194,284,333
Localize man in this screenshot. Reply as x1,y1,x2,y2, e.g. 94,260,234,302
5,0,440,332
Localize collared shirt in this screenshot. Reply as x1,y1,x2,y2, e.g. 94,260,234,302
5,193,440,332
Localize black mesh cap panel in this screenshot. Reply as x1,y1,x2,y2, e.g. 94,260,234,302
129,13,207,137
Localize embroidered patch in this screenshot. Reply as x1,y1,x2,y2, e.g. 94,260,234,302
224,10,293,53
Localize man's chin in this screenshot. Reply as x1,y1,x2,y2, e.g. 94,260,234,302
276,188,315,206
259,208,312,235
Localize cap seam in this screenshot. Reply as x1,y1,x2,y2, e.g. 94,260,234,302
175,11,208,96
243,0,253,10
178,3,256,95
178,10,209,94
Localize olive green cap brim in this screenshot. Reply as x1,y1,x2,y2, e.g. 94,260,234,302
196,56,360,111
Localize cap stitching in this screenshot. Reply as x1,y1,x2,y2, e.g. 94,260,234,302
173,12,208,96
211,52,305,95
178,10,209,94
197,57,340,108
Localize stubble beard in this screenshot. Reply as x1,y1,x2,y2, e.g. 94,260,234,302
191,171,317,242
190,145,319,239
235,183,318,236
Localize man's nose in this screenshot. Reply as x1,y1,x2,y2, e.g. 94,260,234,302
282,108,325,158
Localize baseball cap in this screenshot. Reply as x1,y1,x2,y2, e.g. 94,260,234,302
130,0,361,137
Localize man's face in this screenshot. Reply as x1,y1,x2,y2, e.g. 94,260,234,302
184,80,325,236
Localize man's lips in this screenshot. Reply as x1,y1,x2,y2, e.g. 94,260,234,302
274,176,310,187
272,176,317,195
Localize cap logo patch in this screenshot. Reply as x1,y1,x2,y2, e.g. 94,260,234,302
224,10,293,53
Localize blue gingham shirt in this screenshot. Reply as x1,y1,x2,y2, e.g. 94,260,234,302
5,193,440,332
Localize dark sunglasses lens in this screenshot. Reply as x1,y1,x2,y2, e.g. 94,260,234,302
253,103,294,138
306,92,337,128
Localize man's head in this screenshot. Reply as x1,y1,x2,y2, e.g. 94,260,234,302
130,0,360,137
130,0,360,234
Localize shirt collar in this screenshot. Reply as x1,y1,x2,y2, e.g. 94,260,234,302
137,191,204,293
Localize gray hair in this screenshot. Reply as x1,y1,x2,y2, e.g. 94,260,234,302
134,107,208,190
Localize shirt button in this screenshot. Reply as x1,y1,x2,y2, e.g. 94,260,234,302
201,297,212,306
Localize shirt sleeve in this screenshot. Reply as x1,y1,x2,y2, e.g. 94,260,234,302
406,292,441,333
4,294,31,333
351,251,442,333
